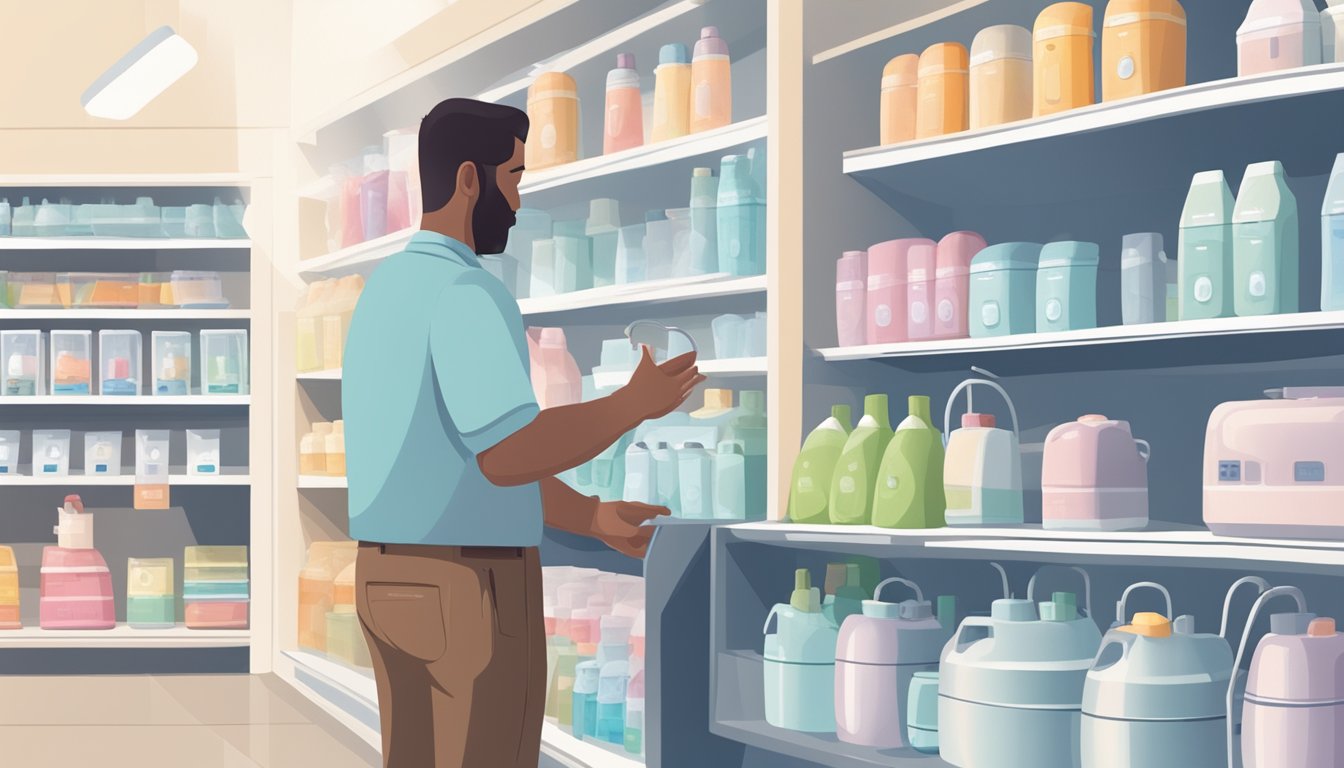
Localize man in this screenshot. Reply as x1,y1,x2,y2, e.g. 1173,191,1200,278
343,98,703,768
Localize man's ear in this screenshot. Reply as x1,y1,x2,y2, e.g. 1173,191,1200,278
455,161,480,202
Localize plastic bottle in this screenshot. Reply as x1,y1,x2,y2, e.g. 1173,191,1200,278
553,219,594,294
873,395,946,529
300,423,331,475
916,42,970,139
788,405,853,524
717,154,766,276
1233,160,1298,317
652,43,692,142
1322,153,1344,310
360,147,389,240
623,442,657,505
1121,232,1168,325
1033,2,1097,116
970,25,1033,130
836,251,868,347
1178,170,1236,320
690,26,732,133
572,660,600,739
880,55,920,145
325,420,346,477
526,72,580,170
689,168,719,275
596,660,629,745
0,198,10,236
604,54,645,155
587,199,621,288
677,442,714,520
651,442,680,515
713,440,747,520
624,666,645,755
729,390,769,520
830,394,895,525
906,241,939,340
643,210,674,281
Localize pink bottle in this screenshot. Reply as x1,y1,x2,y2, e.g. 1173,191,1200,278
834,577,947,748
604,53,645,155
867,239,932,344
40,547,114,629
836,250,868,347
933,231,987,340
905,241,939,340
1041,415,1151,531
1243,615,1344,768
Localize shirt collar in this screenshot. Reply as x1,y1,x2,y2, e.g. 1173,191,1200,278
405,230,481,268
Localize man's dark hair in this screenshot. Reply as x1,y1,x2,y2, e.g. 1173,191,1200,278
419,98,529,214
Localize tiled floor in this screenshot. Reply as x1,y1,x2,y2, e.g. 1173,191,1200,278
0,674,381,768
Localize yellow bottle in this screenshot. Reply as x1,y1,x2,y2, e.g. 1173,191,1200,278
970,25,1034,129
526,72,580,171
916,43,970,139
880,54,920,145
1034,2,1097,117
690,26,733,133
325,420,346,477
300,422,331,476
651,43,692,143
321,275,364,371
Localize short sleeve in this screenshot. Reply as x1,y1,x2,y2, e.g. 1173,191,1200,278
430,282,539,454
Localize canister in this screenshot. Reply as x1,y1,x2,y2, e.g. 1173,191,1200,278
1034,3,1097,116
1237,0,1321,76
1036,240,1100,332
1102,0,1187,102
880,54,920,144
763,582,838,733
1322,153,1344,310
905,241,939,340
1121,232,1168,324
868,238,932,344
908,671,941,754
969,242,1043,337
1178,170,1236,320
933,231,987,340
1326,3,1344,63
916,43,969,139
970,25,1033,129
526,72,580,170
1232,160,1299,317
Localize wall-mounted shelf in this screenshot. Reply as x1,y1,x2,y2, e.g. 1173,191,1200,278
540,722,643,768
0,173,253,188
0,238,252,251
0,309,250,320
592,356,768,390
297,228,415,279
299,475,347,489
297,369,342,381
0,395,250,406
0,472,251,487
519,274,767,318
0,625,251,649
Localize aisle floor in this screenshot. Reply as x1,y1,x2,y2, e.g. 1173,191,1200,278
0,674,381,767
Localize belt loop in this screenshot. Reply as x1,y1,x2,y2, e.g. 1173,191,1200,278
379,543,386,555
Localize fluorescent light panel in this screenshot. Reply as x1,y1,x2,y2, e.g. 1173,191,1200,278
81,26,198,120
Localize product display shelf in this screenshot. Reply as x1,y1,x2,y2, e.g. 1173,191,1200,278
296,368,342,382
0,395,250,406
712,712,946,768
0,625,251,649
518,274,767,318
540,722,643,768
818,311,1344,361
0,309,251,320
592,356,768,390
296,228,415,279
0,472,251,487
0,237,252,251
298,474,347,489
280,650,380,749
0,173,254,188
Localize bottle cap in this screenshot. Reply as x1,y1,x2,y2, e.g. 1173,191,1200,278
1309,617,1338,637
900,599,935,620
863,393,889,416
616,53,635,70
659,43,689,66
963,413,996,428
693,167,712,177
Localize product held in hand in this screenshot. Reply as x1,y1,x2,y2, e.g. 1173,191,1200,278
1042,415,1151,531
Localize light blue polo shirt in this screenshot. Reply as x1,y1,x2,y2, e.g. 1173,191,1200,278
343,231,543,546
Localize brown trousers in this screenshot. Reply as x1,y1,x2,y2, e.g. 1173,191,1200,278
355,542,545,768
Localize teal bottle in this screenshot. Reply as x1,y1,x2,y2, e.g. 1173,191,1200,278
712,440,746,520
689,167,719,274
572,660,601,740
788,404,852,524
727,390,768,520
716,154,766,276
829,394,894,525
677,442,714,520
1178,171,1235,320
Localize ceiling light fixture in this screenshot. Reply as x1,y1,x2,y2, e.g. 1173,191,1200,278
81,26,198,120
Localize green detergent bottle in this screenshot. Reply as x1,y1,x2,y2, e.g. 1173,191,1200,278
787,405,853,524
873,395,946,529
829,395,893,525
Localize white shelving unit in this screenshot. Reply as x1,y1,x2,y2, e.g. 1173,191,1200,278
0,309,251,320
0,238,251,251
592,356,768,390
0,626,251,649
0,395,251,406
298,475,347,489
0,473,251,487
519,274,767,317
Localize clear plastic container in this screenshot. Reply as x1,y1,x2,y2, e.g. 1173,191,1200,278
152,331,192,396
98,330,142,396
139,272,172,307
135,429,170,480
213,198,247,238
300,423,332,475
33,429,72,476
60,272,139,308
169,271,228,308
161,207,188,238
2,330,46,395
83,431,123,476
322,275,364,370
127,558,175,628
0,431,19,475
384,128,420,233
187,428,221,475
50,330,93,395
10,197,35,237
10,273,61,308
184,203,215,238
93,197,163,237
200,329,248,395
360,147,390,240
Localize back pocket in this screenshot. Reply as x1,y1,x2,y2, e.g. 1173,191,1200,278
365,582,447,662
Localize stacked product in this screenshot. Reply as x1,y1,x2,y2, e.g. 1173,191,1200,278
306,129,420,254
299,421,346,477
0,545,19,629
326,560,371,668
295,275,364,373
0,270,227,309
0,429,221,479
709,312,768,359
40,495,114,629
298,540,358,653
126,558,176,629
824,393,946,529
0,196,245,240
183,545,248,629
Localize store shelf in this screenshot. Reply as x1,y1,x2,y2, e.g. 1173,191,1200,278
0,625,251,649
0,472,251,487
0,308,250,320
593,356,768,390
299,475,347,489
0,237,251,251
0,395,250,406
816,311,1344,361
281,650,380,748
0,173,252,188
713,714,940,768
296,369,342,381
540,722,643,768
297,228,415,279
842,64,1344,208
519,274,767,317
520,117,768,196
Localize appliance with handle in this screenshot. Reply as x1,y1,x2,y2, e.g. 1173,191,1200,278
1042,415,1151,530
1204,386,1344,540
1082,577,1270,768
940,565,1102,768
943,375,1024,525
762,569,839,733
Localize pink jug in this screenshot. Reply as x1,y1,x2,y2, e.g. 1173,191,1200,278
867,239,933,345
906,242,939,340
1243,612,1344,768
836,251,868,347
835,577,948,748
1041,415,1151,530
933,231,987,340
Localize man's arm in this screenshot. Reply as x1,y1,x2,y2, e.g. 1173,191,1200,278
478,347,703,487
540,477,668,558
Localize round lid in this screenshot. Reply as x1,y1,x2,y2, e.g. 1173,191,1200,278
695,26,729,58
693,167,712,177
659,43,689,66
971,24,1033,66
881,54,919,87
1104,0,1186,27
1034,2,1097,41
1038,240,1101,269
970,242,1043,273
861,599,902,619
616,52,635,70
962,413,996,428
992,598,1038,622
1079,414,1110,424
530,71,577,95
918,42,969,76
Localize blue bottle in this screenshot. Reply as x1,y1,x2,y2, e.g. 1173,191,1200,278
1035,241,1100,331
623,442,657,505
717,154,766,276
728,390,768,520
596,660,629,745
1322,153,1344,311
571,660,601,740
677,442,714,519
689,167,718,274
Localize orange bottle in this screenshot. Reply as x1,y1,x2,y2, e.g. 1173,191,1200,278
880,54,919,145
526,72,580,170
690,26,732,133
1034,2,1097,116
915,43,970,139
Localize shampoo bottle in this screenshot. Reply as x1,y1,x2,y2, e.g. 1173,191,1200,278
872,395,946,529
651,43,692,142
829,394,894,525
788,405,853,524
690,26,732,133
604,54,644,155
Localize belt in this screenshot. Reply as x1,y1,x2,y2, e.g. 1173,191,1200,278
362,541,526,559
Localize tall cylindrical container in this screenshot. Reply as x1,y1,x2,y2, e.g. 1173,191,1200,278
690,26,732,133
651,43,691,142
970,25,1033,129
915,43,969,139
880,54,920,145
527,72,580,170
1034,2,1097,116
604,53,644,155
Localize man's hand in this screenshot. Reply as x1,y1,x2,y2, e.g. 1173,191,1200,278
587,500,670,558
619,346,705,422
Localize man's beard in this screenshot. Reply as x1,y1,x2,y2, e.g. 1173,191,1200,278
473,166,517,255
